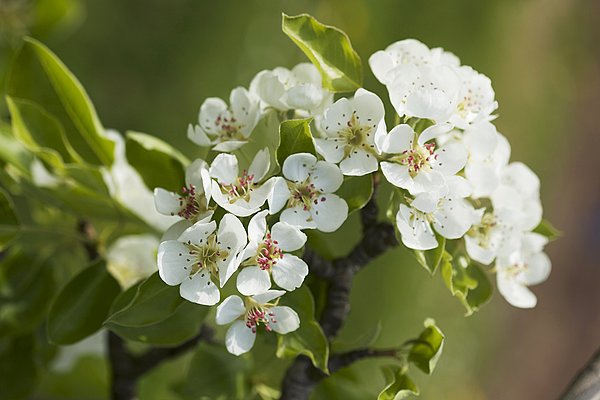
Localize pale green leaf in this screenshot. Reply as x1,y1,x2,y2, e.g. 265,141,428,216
336,174,373,213
407,318,445,375
378,366,419,400
277,118,316,167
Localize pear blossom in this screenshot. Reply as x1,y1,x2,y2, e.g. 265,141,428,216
106,234,159,289
378,123,467,196
216,290,300,355
449,66,498,129
491,162,542,231
235,210,308,296
157,214,247,305
385,64,461,123
187,87,260,152
153,159,213,222
268,153,348,232
208,148,274,217
496,232,551,308
250,63,332,116
395,176,475,250
464,208,522,265
315,89,385,176
369,39,460,85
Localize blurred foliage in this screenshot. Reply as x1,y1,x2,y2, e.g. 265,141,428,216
0,0,594,399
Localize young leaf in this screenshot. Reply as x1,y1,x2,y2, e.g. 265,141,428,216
408,318,445,375
277,118,316,167
13,38,114,166
276,285,329,373
282,14,363,93
125,131,189,192
413,234,446,275
336,174,373,213
47,260,121,344
105,273,209,345
441,253,492,316
378,366,419,400
533,219,561,241
0,189,20,250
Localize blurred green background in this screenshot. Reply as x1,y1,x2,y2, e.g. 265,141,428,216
1,0,599,399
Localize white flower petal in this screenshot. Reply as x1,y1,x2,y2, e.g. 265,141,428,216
177,220,217,245
248,210,269,243
311,160,344,192
281,206,318,230
198,97,228,135
353,88,385,124
433,199,474,239
236,266,272,296
282,153,317,183
185,159,209,190
380,162,411,190
179,272,220,306
210,154,239,185
212,140,248,152
230,87,259,137
187,124,212,146
314,138,345,164
497,271,537,309
252,289,285,304
272,255,308,291
433,142,468,176
154,188,182,217
225,320,256,356
161,219,193,242
339,148,379,176
268,177,291,214
157,241,193,285
248,148,271,182
322,98,353,136
381,124,414,154
395,204,438,250
216,295,246,325
271,222,306,252
270,306,300,334
311,194,348,233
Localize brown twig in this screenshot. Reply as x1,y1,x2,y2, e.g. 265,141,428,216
560,346,600,400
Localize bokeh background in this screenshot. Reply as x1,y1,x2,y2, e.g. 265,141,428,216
1,0,599,399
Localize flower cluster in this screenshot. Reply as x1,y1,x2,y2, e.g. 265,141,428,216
152,40,552,355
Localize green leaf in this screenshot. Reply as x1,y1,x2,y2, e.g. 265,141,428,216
378,366,419,400
0,189,20,250
408,318,445,375
277,118,316,167
47,260,121,344
0,123,33,175
125,131,189,192
336,174,373,213
0,248,55,336
13,37,114,166
6,96,74,169
277,286,329,373
441,253,492,315
413,234,446,275
178,343,249,399
282,14,362,93
533,219,561,240
105,272,209,345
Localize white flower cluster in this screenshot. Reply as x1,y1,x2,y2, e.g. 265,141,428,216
151,40,551,355
369,39,550,309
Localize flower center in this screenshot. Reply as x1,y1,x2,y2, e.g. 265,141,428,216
256,232,283,271
220,170,255,202
393,142,436,176
177,185,207,220
215,113,245,141
468,212,497,248
505,261,528,277
182,234,229,280
336,112,377,156
287,180,326,211
243,297,278,334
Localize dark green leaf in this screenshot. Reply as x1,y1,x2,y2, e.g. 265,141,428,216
105,272,209,345
0,334,39,400
125,131,189,192
0,189,20,250
378,366,419,400
178,343,249,399
277,118,316,167
282,14,362,92
47,260,120,344
441,253,492,315
277,285,329,373
408,318,445,375
336,174,373,213
413,234,446,275
533,219,561,240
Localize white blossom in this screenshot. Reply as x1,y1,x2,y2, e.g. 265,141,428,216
378,123,467,196
236,210,308,296
157,214,247,305
464,208,522,265
106,234,159,289
268,153,348,232
315,89,385,176
496,232,551,308
395,176,475,250
208,148,274,217
216,290,300,355
153,159,213,222
448,66,498,129
250,63,332,116
188,87,260,152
